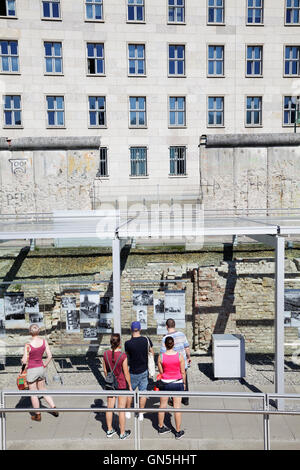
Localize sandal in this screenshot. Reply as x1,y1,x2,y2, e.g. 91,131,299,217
31,413,41,422
50,406,59,417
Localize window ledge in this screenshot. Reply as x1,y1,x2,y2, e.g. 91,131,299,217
168,174,188,178
168,75,186,78
245,75,263,78
87,74,106,77
129,126,148,129
284,23,300,26
246,23,264,26
84,19,105,23
0,72,21,75
128,74,147,78
207,125,225,128
95,175,109,179
130,175,149,179
167,22,186,26
88,126,107,129
41,17,62,21
245,125,263,128
207,22,226,26
46,126,66,129
3,126,23,129
44,73,64,76
168,126,187,129
126,20,146,24
0,16,18,19
207,75,225,78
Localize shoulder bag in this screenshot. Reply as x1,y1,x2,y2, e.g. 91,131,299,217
146,337,155,378
17,344,30,391
104,350,123,390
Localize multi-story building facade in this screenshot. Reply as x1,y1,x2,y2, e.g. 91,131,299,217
0,0,300,204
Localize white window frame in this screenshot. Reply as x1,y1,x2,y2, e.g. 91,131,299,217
246,45,263,77
41,0,61,20
46,95,65,128
127,43,146,76
207,45,225,77
245,96,262,127
88,95,107,128
285,0,300,25
0,0,17,18
284,45,300,76
207,0,225,25
130,146,148,177
168,44,186,77
44,41,63,75
168,96,186,127
129,96,147,128
0,39,19,73
246,0,264,25
167,0,185,24
3,94,22,128
85,0,104,22
127,0,145,23
283,95,297,126
86,42,105,76
207,96,225,127
169,146,187,176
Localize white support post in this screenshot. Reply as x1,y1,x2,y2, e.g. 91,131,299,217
275,236,285,410
112,236,121,334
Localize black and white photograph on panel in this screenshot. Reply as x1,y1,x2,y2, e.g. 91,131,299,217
132,290,153,306
154,298,165,317
61,296,77,311
134,305,147,329
284,289,300,312
284,311,291,327
157,316,167,335
291,311,300,328
100,296,112,314
4,292,26,326
98,313,113,333
0,299,4,321
66,310,80,333
0,319,5,337
80,291,100,321
25,297,39,313
164,290,186,321
29,312,44,326
83,327,98,340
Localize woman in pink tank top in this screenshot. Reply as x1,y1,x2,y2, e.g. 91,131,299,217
157,336,186,439
21,324,58,422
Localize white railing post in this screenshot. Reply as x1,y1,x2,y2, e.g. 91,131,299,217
263,393,271,450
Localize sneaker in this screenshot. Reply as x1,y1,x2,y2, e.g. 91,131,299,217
138,413,144,421
125,412,131,419
168,398,173,406
120,430,131,440
182,399,189,406
175,430,185,440
106,429,117,438
158,425,171,435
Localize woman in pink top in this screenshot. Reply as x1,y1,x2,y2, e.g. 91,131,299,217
21,324,58,422
157,336,186,439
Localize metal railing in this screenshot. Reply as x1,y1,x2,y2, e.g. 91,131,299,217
1,389,300,451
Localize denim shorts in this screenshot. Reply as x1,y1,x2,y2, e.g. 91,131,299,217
130,370,148,391
162,382,184,392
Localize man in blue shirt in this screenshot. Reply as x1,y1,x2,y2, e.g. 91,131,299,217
160,318,191,405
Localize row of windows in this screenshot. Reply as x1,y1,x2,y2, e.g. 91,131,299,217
97,146,187,177
1,40,300,77
2,94,300,129
2,0,300,26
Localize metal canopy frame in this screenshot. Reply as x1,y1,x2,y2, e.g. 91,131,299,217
1,209,300,408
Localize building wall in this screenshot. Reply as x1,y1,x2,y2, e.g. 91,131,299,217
0,1,300,198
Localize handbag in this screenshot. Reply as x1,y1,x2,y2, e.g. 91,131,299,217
146,337,155,378
17,344,30,391
104,350,123,390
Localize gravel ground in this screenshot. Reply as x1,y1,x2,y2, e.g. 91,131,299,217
1,353,300,389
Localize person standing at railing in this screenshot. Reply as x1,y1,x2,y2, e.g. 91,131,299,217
157,336,186,440
21,324,58,422
102,333,133,440
160,318,191,406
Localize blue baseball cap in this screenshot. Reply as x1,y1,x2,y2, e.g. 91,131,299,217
131,321,141,331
